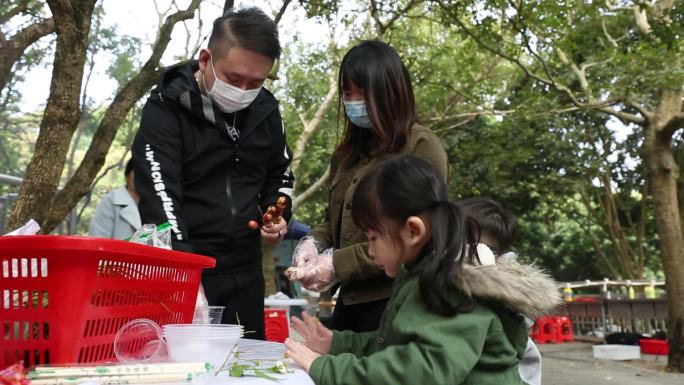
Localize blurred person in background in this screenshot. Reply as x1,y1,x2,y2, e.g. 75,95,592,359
89,158,141,239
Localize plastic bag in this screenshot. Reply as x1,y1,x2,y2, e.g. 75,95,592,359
290,236,320,267
129,222,207,310
4,219,40,236
129,222,172,250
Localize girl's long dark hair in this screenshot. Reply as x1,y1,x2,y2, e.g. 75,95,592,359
352,154,477,316
336,40,416,168
456,197,517,255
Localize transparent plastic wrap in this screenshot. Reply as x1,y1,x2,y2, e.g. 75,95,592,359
285,237,337,292
129,222,172,250
129,222,207,310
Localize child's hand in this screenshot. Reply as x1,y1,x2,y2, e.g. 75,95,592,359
290,312,333,354
284,338,321,372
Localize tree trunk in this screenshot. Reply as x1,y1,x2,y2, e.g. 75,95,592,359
290,73,337,178
7,0,96,230
0,18,55,95
41,0,201,233
643,88,684,372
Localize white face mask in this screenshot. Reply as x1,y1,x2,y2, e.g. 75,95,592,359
202,55,261,113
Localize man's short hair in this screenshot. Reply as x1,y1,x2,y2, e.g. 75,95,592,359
124,158,134,178
208,6,281,61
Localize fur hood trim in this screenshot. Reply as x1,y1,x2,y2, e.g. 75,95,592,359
452,261,562,320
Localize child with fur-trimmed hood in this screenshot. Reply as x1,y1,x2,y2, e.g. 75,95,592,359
458,196,548,385
285,155,561,385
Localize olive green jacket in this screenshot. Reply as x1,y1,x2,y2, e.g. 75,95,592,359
309,261,562,385
308,125,448,304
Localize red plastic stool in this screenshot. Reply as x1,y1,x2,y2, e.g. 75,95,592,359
532,316,560,344
556,316,574,342
264,309,289,343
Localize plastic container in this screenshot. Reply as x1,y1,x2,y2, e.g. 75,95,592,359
592,344,641,360
192,306,225,324
163,325,243,339
0,235,215,367
163,324,244,368
639,339,669,355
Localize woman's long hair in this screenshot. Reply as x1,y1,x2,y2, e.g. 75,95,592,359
351,154,477,316
336,40,416,168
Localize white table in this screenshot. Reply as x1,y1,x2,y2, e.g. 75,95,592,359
128,340,314,385
198,339,314,385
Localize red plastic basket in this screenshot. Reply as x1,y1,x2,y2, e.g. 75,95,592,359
0,235,215,367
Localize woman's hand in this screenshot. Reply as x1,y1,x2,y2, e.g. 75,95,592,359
290,312,333,354
285,248,337,292
284,338,321,373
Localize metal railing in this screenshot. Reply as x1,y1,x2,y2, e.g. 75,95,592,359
559,279,668,336
563,297,668,336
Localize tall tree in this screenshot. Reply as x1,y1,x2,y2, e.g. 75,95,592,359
7,0,98,230
436,0,684,371
7,0,202,232
0,0,55,94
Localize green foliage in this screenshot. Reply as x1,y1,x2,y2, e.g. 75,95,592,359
1,0,676,282
273,38,341,226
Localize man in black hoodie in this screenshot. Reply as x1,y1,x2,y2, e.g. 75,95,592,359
132,7,293,339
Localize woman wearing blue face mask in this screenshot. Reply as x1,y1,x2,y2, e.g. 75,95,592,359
286,40,449,332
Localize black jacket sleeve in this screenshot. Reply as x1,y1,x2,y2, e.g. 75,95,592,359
132,94,193,253
259,109,294,222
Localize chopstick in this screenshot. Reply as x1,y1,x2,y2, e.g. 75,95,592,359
29,362,212,385
30,372,203,385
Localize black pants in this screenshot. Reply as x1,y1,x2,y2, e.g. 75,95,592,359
202,268,265,340
330,297,389,332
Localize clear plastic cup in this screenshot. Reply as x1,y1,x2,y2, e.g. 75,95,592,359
192,306,225,324
114,319,168,363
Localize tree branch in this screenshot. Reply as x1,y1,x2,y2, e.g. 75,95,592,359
428,109,517,122
369,0,419,39
602,18,619,48
438,1,649,127
293,166,330,210
624,98,654,120
0,0,30,25
633,3,653,36
43,0,201,232
291,74,337,175
369,0,385,38
223,0,234,15
273,0,292,25
662,112,684,137
596,106,645,125
8,0,95,230
381,0,420,34
0,17,55,93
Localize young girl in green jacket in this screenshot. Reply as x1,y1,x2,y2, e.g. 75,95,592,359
284,154,561,385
